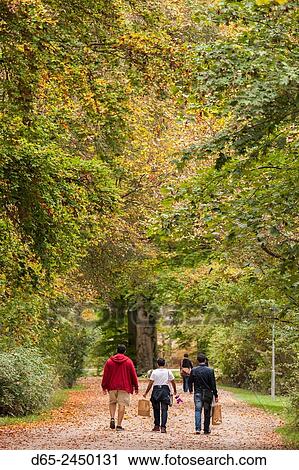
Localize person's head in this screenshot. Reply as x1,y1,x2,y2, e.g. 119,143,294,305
197,353,206,364
184,353,189,358
157,358,166,367
117,344,126,354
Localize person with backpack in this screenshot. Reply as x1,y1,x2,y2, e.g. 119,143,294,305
180,353,193,393
101,344,139,432
189,353,218,435
143,358,177,433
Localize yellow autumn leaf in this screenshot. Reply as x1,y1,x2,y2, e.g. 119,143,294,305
15,44,25,52
255,0,271,5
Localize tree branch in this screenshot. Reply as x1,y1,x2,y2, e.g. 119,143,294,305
260,243,284,260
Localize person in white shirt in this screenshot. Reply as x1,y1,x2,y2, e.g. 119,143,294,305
143,358,177,433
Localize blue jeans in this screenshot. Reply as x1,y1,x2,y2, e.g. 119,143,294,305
183,375,191,392
194,392,212,432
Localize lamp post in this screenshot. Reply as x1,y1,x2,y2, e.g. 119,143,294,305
271,321,275,399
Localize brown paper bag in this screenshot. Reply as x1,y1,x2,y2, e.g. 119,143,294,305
138,398,151,417
212,403,222,425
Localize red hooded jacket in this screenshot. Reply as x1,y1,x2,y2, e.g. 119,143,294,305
101,354,139,394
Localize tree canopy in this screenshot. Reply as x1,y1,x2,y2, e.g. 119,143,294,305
0,0,298,421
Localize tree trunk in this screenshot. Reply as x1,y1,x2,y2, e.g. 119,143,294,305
127,306,137,361
134,296,157,375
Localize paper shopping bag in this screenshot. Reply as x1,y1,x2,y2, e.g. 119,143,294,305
138,399,151,417
212,403,222,425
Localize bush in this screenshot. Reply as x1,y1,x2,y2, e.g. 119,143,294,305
207,324,260,387
0,347,57,416
208,322,299,396
288,367,299,431
42,322,90,388
289,390,299,430
57,325,89,387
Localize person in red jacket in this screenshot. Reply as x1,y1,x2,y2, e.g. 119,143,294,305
101,344,139,431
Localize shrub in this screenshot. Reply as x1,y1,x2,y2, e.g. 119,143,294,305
287,366,299,431
0,347,57,416
289,389,299,430
58,325,89,387
207,324,260,387
43,322,89,388
208,322,299,396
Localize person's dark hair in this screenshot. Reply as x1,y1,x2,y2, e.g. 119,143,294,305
157,358,166,366
197,353,206,364
184,353,189,358
117,344,126,354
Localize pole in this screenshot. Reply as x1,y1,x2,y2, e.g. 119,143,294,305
271,322,275,399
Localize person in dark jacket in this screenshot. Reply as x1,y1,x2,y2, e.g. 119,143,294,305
189,353,218,435
180,353,193,393
143,358,177,433
101,344,139,431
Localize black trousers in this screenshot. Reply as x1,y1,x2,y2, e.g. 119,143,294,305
151,385,171,428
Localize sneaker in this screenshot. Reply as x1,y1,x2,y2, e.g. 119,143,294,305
195,430,201,435
204,430,211,435
116,426,125,432
110,418,115,430
161,427,166,433
152,426,160,432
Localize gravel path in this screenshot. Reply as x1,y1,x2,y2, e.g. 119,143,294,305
0,377,287,449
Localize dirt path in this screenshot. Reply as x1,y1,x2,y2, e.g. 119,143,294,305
0,377,287,449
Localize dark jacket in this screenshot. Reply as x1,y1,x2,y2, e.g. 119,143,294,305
151,385,171,405
189,364,218,398
181,358,193,369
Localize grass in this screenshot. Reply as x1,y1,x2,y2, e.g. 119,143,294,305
222,385,299,448
171,369,182,380
0,384,84,427
220,385,288,413
82,367,98,377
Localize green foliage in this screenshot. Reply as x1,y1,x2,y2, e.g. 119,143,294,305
148,0,298,413
192,0,299,157
87,302,129,371
207,322,298,394
289,388,299,431
0,293,91,388
0,0,197,367
1,0,123,296
54,324,89,388
0,294,48,347
0,347,57,416
0,0,298,429
207,325,258,386
0,385,82,426
36,297,92,387
1,0,197,400
155,262,298,393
